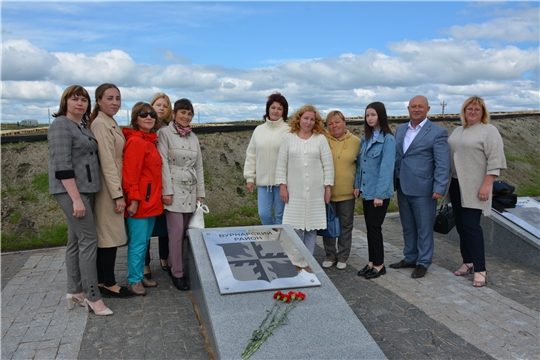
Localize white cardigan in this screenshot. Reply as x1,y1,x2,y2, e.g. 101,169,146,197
243,118,289,186
446,122,506,216
275,132,334,231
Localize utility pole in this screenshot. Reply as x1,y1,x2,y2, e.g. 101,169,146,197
48,105,50,125
198,108,200,124
440,101,447,115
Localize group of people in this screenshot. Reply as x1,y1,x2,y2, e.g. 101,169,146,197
49,86,505,316
245,93,506,287
48,84,204,316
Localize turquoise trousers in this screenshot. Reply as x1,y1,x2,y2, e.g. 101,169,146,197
126,216,156,284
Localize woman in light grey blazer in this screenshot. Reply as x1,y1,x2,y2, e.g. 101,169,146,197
48,85,113,316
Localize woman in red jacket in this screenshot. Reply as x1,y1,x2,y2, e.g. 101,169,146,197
123,102,163,296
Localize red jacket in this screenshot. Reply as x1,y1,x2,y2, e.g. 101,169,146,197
122,129,163,218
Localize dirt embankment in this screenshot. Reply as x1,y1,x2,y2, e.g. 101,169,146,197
1,116,539,248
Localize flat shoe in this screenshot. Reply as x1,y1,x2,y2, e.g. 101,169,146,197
389,259,416,269
411,265,427,278
172,276,189,291
100,286,135,298
161,265,171,272
473,271,488,287
141,278,158,287
357,264,372,277
321,260,336,268
336,261,347,270
144,272,152,280
365,266,386,279
454,263,474,276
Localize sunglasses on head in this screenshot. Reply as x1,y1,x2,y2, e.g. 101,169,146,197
138,111,157,119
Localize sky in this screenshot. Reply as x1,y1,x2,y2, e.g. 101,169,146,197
1,0,539,124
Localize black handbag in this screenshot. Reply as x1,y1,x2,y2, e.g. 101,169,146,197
433,205,455,234
492,180,515,195
317,204,342,238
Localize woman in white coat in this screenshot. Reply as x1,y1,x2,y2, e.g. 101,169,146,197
157,98,205,291
275,104,334,254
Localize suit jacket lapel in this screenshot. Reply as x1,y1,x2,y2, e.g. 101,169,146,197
405,120,431,154
396,124,406,156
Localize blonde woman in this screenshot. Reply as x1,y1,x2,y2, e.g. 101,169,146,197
143,93,174,279
446,96,506,287
322,111,360,270
275,104,334,254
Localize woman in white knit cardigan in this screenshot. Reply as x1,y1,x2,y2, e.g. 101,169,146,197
275,104,334,254
244,93,290,225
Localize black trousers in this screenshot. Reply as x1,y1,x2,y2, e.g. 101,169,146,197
449,178,486,272
96,247,118,287
145,236,170,266
363,198,390,266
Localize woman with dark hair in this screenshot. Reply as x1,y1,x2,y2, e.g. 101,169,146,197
48,85,112,315
143,93,174,280
244,92,290,225
321,110,360,270
122,102,163,296
89,83,135,298
158,98,205,291
354,102,395,279
445,96,505,287
275,104,334,254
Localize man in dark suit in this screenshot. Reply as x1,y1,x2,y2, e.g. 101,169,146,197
391,95,450,278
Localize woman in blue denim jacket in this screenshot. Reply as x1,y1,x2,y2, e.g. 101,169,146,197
354,102,396,279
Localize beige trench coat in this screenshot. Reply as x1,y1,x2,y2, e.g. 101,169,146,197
90,112,128,247
157,122,205,213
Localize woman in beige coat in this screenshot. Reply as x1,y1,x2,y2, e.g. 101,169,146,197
157,98,205,291
89,83,135,298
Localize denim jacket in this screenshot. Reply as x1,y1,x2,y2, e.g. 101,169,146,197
354,132,396,200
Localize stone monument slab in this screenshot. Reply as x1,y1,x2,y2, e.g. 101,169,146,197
187,225,387,359
202,227,320,294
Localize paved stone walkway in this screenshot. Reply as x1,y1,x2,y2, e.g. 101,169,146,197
2,214,539,359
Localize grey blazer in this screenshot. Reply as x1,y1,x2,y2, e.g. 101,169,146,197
48,116,101,195
394,119,450,197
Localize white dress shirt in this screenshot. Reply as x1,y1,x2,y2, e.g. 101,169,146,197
403,118,427,153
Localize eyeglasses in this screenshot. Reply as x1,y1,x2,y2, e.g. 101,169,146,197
138,111,157,119
466,107,482,113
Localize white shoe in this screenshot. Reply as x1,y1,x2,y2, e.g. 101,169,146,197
322,260,335,268
336,261,347,270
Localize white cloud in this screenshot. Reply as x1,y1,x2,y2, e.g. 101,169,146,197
446,4,539,42
1,34,538,123
2,40,58,80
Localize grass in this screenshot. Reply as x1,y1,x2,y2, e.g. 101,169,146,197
32,172,49,193
205,205,261,228
21,191,38,202
9,211,22,224
1,224,68,252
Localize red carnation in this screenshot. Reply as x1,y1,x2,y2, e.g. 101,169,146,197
273,290,283,300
